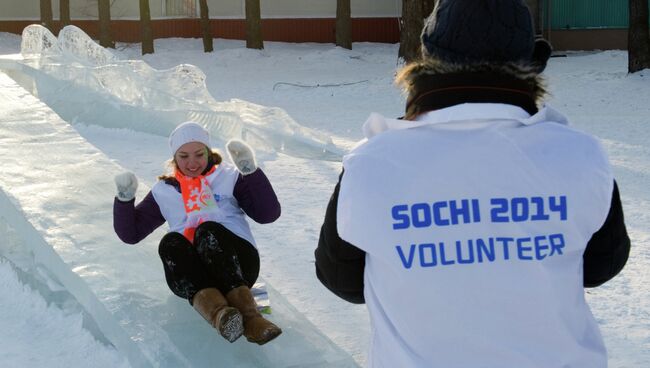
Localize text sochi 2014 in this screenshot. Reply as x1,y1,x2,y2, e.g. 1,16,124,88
390,196,568,269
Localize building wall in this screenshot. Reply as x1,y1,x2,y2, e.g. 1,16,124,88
0,17,400,44
0,1,636,50
548,0,629,29
0,0,402,20
1,1,174,19
260,0,400,17
547,29,628,50
1,0,40,19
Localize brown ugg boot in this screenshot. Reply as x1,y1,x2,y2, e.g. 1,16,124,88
226,285,282,345
192,288,243,343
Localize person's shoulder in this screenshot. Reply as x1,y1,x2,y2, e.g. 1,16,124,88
344,116,413,168
348,127,408,157
215,161,239,176
152,178,177,193
535,118,603,149
526,110,610,169
525,106,601,145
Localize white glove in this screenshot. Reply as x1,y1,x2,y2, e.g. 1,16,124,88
226,139,257,175
114,172,138,202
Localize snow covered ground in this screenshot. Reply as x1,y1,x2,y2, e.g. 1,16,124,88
0,26,649,367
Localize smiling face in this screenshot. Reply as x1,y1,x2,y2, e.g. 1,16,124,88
174,142,209,177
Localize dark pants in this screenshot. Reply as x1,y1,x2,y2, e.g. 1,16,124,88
158,221,260,304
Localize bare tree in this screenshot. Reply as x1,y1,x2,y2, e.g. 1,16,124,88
245,0,264,49
629,0,650,73
524,0,541,34
40,0,54,32
336,0,352,49
399,0,426,62
60,0,71,27
199,0,213,52
98,0,114,48
140,0,154,54
423,0,437,18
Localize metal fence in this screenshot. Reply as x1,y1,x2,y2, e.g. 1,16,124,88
546,0,650,29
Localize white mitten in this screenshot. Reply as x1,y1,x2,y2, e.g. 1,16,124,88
226,139,257,175
114,172,138,202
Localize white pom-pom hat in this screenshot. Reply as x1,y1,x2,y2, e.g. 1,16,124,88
169,121,210,155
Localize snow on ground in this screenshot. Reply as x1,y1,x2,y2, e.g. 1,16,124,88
1,28,649,367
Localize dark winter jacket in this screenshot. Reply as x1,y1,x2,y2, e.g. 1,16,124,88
114,168,280,244
315,173,366,304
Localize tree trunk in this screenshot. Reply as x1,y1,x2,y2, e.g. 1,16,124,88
98,0,114,48
336,0,352,49
245,0,264,49
542,0,552,40
40,0,54,32
399,0,425,62
628,0,650,73
60,0,71,28
140,0,154,55
524,0,542,34
199,0,213,52
422,0,437,18
537,0,545,35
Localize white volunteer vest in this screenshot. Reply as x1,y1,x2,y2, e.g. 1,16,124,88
152,162,256,247
338,104,613,368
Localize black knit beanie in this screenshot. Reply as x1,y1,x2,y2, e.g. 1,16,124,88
421,0,552,72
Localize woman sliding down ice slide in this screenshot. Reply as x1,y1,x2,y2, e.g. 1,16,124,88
113,121,282,345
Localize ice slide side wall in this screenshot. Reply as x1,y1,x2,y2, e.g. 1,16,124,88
0,71,189,367
0,186,152,368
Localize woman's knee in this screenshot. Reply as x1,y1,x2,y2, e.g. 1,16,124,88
158,231,191,257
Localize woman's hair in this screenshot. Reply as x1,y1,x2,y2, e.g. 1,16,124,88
158,148,223,182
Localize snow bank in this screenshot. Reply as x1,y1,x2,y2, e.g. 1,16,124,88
11,25,343,161
0,71,358,367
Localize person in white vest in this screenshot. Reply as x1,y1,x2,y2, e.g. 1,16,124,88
315,0,631,367
113,121,282,345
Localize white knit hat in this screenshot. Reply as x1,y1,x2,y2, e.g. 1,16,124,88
169,121,210,155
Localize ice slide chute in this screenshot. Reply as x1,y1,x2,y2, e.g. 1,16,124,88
0,71,358,367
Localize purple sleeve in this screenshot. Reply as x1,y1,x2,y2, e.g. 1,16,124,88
233,169,281,224
113,191,166,244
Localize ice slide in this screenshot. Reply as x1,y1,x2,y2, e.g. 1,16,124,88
2,25,344,162
0,73,357,367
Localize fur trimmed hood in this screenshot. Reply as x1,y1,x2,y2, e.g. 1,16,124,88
395,58,548,119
